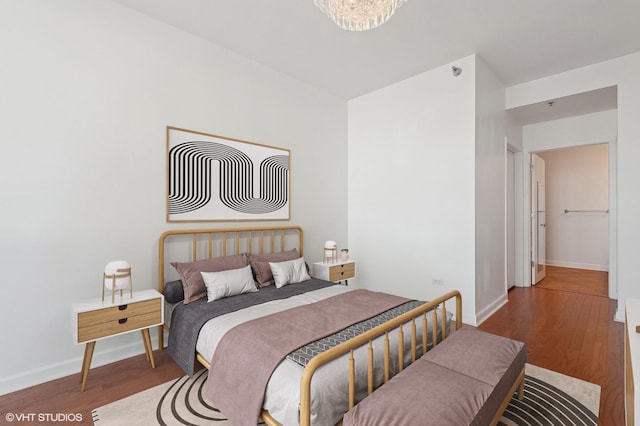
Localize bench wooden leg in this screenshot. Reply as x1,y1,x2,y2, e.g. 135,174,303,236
490,367,526,426
517,371,525,400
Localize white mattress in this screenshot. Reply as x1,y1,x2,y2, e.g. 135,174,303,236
196,285,441,425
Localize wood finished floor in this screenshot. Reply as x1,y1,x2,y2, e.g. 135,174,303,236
0,267,623,426
534,265,609,297
478,266,623,426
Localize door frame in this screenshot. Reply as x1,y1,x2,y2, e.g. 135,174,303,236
506,148,516,289
518,138,616,300
530,153,547,284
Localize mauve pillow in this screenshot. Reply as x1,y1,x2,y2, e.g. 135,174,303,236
171,254,246,304
248,249,299,287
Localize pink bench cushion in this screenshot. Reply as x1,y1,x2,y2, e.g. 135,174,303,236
343,359,494,425
343,328,526,426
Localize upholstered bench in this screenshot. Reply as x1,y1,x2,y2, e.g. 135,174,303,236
342,328,526,426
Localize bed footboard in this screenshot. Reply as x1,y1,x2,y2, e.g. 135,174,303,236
297,289,462,426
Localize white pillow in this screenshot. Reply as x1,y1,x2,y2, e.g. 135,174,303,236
269,257,311,288
200,265,257,302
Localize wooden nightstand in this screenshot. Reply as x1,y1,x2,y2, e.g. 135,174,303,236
313,260,356,285
72,289,164,391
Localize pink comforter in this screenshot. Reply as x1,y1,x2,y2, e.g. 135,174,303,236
205,289,409,426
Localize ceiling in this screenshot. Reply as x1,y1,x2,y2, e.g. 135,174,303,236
508,85,618,126
111,0,638,123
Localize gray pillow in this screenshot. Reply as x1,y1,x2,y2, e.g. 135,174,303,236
164,280,184,304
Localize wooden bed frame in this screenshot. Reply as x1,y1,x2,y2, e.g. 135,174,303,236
157,226,462,426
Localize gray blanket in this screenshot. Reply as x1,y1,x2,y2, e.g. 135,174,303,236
167,278,336,376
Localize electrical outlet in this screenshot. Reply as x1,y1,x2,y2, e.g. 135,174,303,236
432,279,444,286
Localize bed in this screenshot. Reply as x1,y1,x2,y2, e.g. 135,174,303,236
158,226,461,426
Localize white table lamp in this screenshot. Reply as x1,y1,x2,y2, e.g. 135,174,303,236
103,260,133,303
323,241,337,263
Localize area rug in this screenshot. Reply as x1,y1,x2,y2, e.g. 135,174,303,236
92,363,599,425
498,363,599,426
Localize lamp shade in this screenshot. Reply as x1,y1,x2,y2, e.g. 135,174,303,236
104,260,131,290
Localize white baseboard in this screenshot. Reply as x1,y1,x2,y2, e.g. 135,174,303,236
475,293,509,326
0,336,159,396
545,260,608,272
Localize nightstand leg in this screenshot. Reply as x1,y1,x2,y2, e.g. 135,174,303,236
79,348,87,383
80,341,95,392
141,328,155,368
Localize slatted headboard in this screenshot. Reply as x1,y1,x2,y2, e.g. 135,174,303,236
157,225,304,347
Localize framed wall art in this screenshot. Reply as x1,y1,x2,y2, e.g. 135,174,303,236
166,126,290,222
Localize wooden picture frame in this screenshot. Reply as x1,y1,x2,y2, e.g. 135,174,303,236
166,126,290,222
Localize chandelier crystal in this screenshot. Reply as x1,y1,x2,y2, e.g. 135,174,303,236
314,0,408,31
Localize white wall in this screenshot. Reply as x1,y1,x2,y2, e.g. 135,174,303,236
507,52,640,319
522,110,617,152
538,144,609,271
0,0,348,394
474,58,510,323
348,56,478,324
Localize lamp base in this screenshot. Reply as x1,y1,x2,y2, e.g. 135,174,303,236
323,247,337,264
102,269,133,304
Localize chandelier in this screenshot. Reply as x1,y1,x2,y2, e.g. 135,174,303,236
314,0,408,31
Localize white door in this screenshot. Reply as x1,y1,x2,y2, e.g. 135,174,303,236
531,154,546,284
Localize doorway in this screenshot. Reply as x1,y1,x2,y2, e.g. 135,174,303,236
507,87,617,305
528,144,610,296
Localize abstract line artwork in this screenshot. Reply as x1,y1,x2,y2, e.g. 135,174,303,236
167,126,290,222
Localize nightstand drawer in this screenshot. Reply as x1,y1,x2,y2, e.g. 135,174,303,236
77,298,161,343
328,262,355,281
78,298,160,326
78,310,161,343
